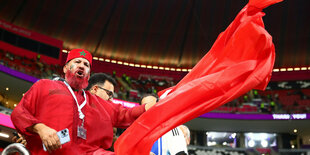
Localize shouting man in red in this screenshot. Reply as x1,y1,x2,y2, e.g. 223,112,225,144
11,49,155,154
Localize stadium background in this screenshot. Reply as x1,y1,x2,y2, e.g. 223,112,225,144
0,0,309,154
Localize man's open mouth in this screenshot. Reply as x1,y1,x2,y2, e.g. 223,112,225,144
76,70,84,78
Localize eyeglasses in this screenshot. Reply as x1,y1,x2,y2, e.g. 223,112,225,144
97,86,114,99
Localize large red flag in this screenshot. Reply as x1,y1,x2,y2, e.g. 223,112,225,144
115,0,282,154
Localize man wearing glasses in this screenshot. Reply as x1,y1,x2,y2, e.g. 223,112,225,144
12,73,120,153
11,49,156,154
86,73,118,152
86,73,116,102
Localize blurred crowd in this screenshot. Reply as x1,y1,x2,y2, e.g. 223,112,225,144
0,49,309,114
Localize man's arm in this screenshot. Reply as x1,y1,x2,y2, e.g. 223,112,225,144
114,100,157,127
11,81,42,135
32,123,61,152
113,103,146,128
12,101,61,152
11,80,61,152
95,97,146,128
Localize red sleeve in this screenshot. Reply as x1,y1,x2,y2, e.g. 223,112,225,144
92,95,146,128
114,0,282,154
11,80,42,136
111,102,146,128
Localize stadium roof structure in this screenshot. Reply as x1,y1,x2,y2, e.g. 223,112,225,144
0,0,309,68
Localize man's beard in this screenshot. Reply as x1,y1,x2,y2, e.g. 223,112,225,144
65,70,89,90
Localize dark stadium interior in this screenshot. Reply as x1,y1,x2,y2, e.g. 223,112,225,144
0,0,309,68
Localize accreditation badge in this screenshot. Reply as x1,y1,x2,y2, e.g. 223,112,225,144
77,126,87,140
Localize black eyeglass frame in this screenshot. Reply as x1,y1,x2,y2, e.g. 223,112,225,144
97,86,114,99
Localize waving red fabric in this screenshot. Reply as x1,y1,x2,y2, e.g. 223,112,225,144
115,0,282,154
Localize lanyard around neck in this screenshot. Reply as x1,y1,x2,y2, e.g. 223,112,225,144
63,81,87,120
